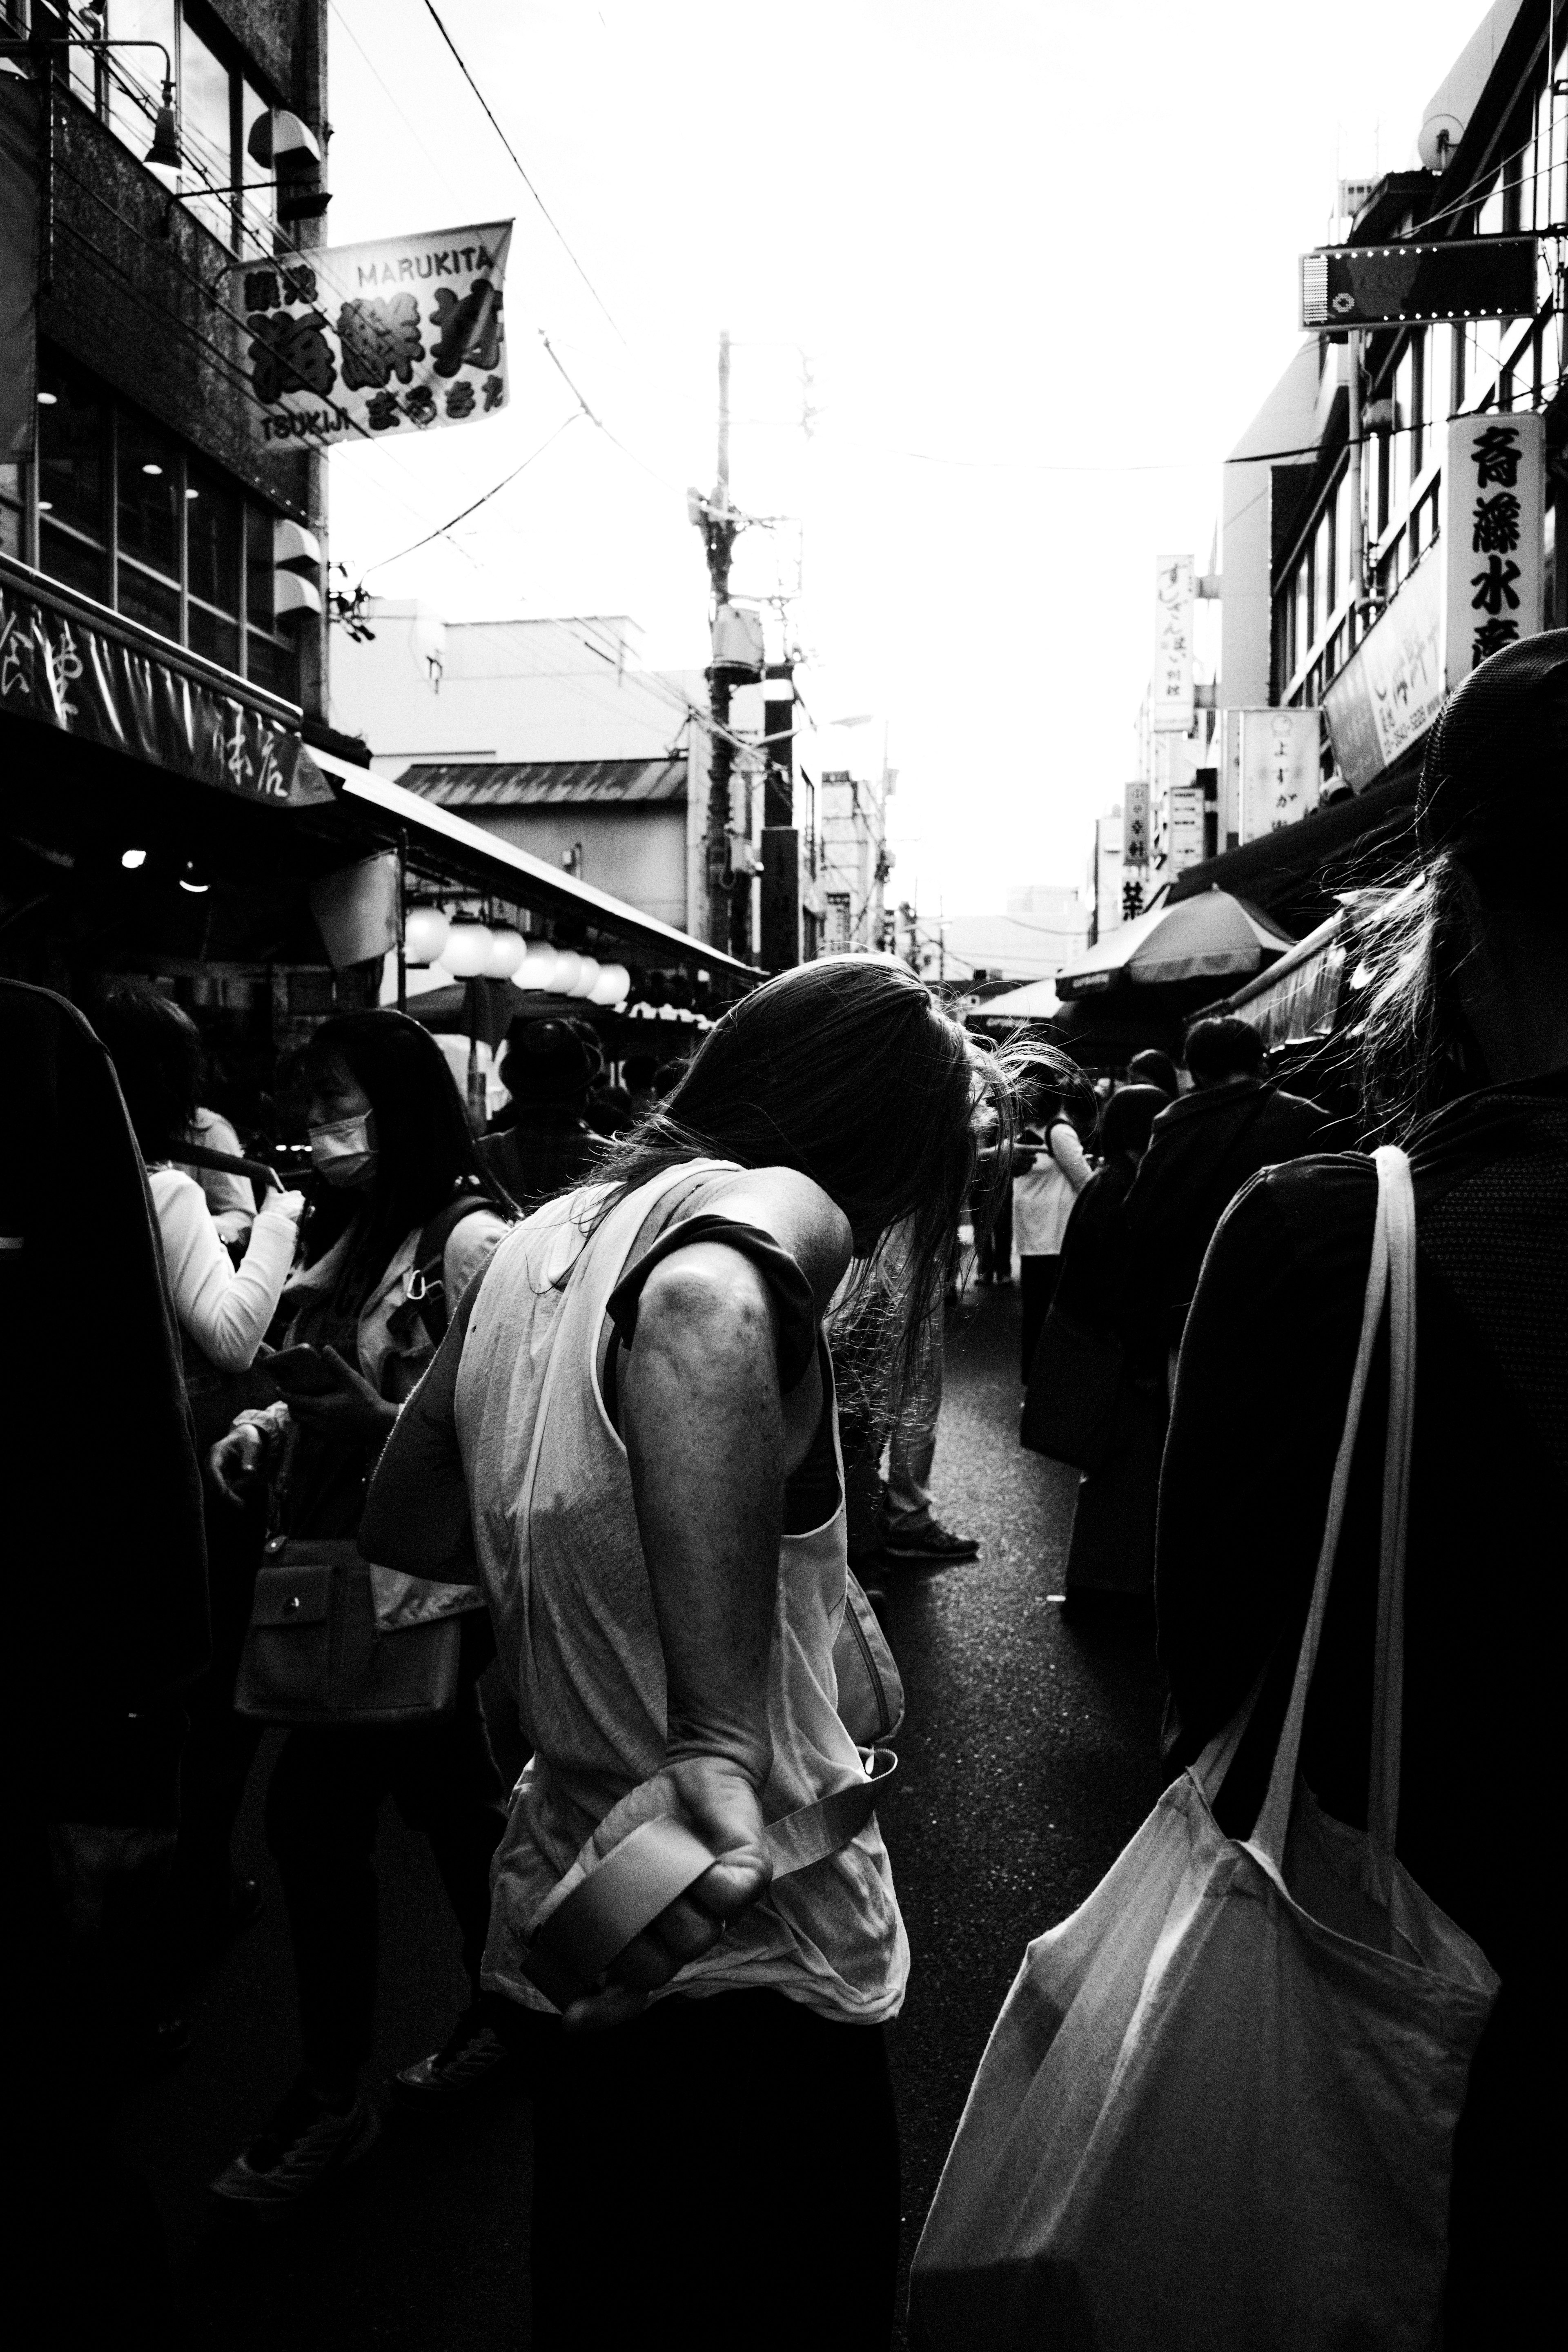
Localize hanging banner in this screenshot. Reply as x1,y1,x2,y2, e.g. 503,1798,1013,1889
0,561,332,808
0,76,39,462
1323,548,1445,790
243,220,513,449
1151,554,1194,733
1239,708,1321,840
1444,411,1545,691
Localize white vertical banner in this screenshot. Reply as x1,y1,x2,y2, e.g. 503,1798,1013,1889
1123,776,1150,868
1152,554,1195,733
1240,708,1322,840
1169,784,1205,869
1444,412,1545,692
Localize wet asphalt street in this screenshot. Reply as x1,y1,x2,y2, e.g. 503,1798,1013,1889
128,1278,1168,2348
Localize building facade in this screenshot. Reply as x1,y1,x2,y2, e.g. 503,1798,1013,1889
1113,0,1566,939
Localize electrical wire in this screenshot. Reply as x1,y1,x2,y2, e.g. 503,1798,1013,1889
355,408,583,577
419,0,626,346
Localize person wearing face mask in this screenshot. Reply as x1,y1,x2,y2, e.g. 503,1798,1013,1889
205,1011,513,2207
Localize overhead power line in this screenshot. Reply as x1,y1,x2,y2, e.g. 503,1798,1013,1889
419,0,626,346
357,408,584,579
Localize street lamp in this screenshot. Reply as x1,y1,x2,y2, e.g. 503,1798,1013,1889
0,24,183,168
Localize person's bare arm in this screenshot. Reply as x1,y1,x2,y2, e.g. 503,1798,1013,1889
566,1171,851,2029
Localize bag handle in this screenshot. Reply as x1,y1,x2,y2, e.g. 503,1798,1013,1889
1365,1144,1416,1897
520,1748,898,2011
1249,1145,1410,1873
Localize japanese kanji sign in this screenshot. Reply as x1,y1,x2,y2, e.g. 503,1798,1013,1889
244,220,513,448
1443,412,1544,692
0,561,332,807
1152,553,1194,733
1239,708,1321,841
1123,776,1150,868
1323,547,1445,789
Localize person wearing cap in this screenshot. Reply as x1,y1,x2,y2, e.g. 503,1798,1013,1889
1155,632,1568,2342
480,1017,604,1210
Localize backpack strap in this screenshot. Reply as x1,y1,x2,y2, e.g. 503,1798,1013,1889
401,1192,494,1347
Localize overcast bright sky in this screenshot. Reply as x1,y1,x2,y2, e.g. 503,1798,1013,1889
323,0,1488,915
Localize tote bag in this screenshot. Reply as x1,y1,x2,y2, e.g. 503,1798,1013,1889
909,1147,1499,2352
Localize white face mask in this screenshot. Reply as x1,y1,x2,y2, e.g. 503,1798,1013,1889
308,1112,378,1187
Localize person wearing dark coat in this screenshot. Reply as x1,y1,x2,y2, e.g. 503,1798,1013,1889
4,977,209,2339
1156,629,1568,2346
1119,1014,1329,1376
479,1016,603,1209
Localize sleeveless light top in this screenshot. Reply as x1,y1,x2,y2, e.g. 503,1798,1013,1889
456,1161,909,2022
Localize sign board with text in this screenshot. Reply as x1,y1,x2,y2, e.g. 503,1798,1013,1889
1240,708,1321,840
1123,776,1150,868
1444,411,1544,691
244,220,513,449
1168,783,1205,871
1152,554,1194,733
1323,548,1445,791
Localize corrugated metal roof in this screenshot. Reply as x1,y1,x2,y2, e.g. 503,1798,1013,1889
398,757,687,809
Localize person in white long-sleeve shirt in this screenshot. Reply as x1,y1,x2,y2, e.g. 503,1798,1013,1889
93,978,304,1975
149,1163,299,1376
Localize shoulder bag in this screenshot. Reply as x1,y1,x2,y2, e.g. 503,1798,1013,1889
911,1146,1499,2351
234,1198,490,1727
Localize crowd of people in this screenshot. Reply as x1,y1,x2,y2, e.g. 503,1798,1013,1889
7,629,1564,2348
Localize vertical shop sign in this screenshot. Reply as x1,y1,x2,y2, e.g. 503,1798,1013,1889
1152,554,1195,732
1168,784,1205,869
1123,775,1150,868
1444,412,1544,691
245,221,514,448
1240,708,1321,840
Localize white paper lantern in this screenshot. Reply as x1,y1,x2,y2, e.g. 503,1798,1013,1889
403,906,450,967
443,919,492,978
512,943,559,992
589,962,630,1006
550,949,584,996
485,925,526,979
567,956,601,999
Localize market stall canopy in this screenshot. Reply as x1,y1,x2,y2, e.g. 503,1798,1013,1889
960,976,1060,1019
1208,912,1346,1049
310,750,756,988
1054,890,1292,999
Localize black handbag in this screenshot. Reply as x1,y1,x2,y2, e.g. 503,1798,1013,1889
1020,1305,1125,1473
234,1538,462,1727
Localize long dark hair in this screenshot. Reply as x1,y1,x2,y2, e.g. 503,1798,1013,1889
587,956,1012,1419
301,1010,510,1304
93,977,203,1162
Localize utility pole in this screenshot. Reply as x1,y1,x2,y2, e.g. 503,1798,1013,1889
699,330,738,956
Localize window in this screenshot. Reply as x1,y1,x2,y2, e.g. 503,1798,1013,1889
37,369,108,600
95,3,275,254
16,353,299,700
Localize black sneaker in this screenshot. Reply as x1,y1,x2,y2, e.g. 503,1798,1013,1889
392,2005,514,2109
882,1519,980,1564
210,2077,379,2207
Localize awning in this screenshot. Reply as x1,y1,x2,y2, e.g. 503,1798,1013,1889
312,751,755,986
1209,912,1346,1048
0,552,332,811
1165,764,1420,931
1056,889,1292,998
960,976,1060,1018
401,756,687,809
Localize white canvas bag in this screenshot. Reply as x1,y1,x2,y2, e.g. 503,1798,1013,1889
909,1147,1499,2352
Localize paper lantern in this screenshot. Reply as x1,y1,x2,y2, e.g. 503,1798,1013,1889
567,956,601,1000
512,943,560,992
443,919,492,978
550,950,584,996
404,906,450,967
589,962,630,1006
485,925,526,979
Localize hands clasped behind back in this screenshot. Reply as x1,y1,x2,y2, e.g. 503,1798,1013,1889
556,1212,840,2030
